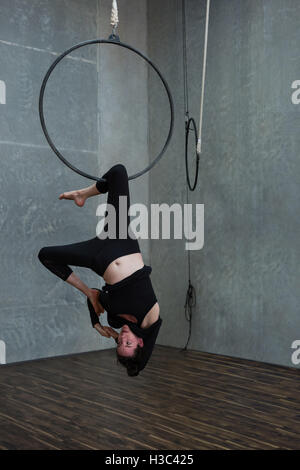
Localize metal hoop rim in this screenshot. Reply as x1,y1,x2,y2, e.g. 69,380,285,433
39,38,174,182
185,117,200,191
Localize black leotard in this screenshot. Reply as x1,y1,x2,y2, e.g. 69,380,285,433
38,164,162,372
88,265,157,328
87,264,162,373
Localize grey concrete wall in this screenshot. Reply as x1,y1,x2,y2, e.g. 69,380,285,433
2,0,299,369
0,0,148,364
148,0,300,368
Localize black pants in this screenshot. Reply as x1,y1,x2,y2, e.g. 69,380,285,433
38,164,140,280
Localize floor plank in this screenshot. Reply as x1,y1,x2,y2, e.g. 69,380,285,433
0,346,299,450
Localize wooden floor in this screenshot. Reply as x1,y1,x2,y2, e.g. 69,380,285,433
0,345,299,450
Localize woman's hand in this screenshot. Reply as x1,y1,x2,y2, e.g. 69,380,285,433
88,289,105,315
94,324,119,340
96,303,105,315
102,326,119,340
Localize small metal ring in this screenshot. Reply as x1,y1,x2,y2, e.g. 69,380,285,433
185,117,199,191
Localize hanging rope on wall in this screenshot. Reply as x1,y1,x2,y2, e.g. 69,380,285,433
197,0,210,156
181,0,210,351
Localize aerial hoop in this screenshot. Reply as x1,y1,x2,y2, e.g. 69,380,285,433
185,117,200,191
39,38,174,182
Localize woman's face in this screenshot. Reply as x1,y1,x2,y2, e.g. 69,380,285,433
117,325,143,357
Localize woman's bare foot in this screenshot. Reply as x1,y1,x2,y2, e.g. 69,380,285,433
88,289,104,315
59,189,87,207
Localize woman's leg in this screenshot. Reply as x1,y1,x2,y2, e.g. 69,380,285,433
59,163,130,238
38,164,136,311
96,164,131,238
38,238,104,313
58,164,131,237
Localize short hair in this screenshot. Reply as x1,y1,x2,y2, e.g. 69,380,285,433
116,344,143,377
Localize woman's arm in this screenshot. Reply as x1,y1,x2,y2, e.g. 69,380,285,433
94,322,110,338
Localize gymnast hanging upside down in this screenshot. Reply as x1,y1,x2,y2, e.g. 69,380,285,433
38,164,162,376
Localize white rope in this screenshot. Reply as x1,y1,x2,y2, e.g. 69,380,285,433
110,0,119,28
197,0,210,156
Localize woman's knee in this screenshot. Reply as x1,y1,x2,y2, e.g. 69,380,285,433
110,164,128,178
38,246,51,263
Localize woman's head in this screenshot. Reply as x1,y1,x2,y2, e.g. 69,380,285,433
116,325,144,376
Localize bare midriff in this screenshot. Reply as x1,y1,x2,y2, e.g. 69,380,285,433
103,252,144,285
102,252,160,329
